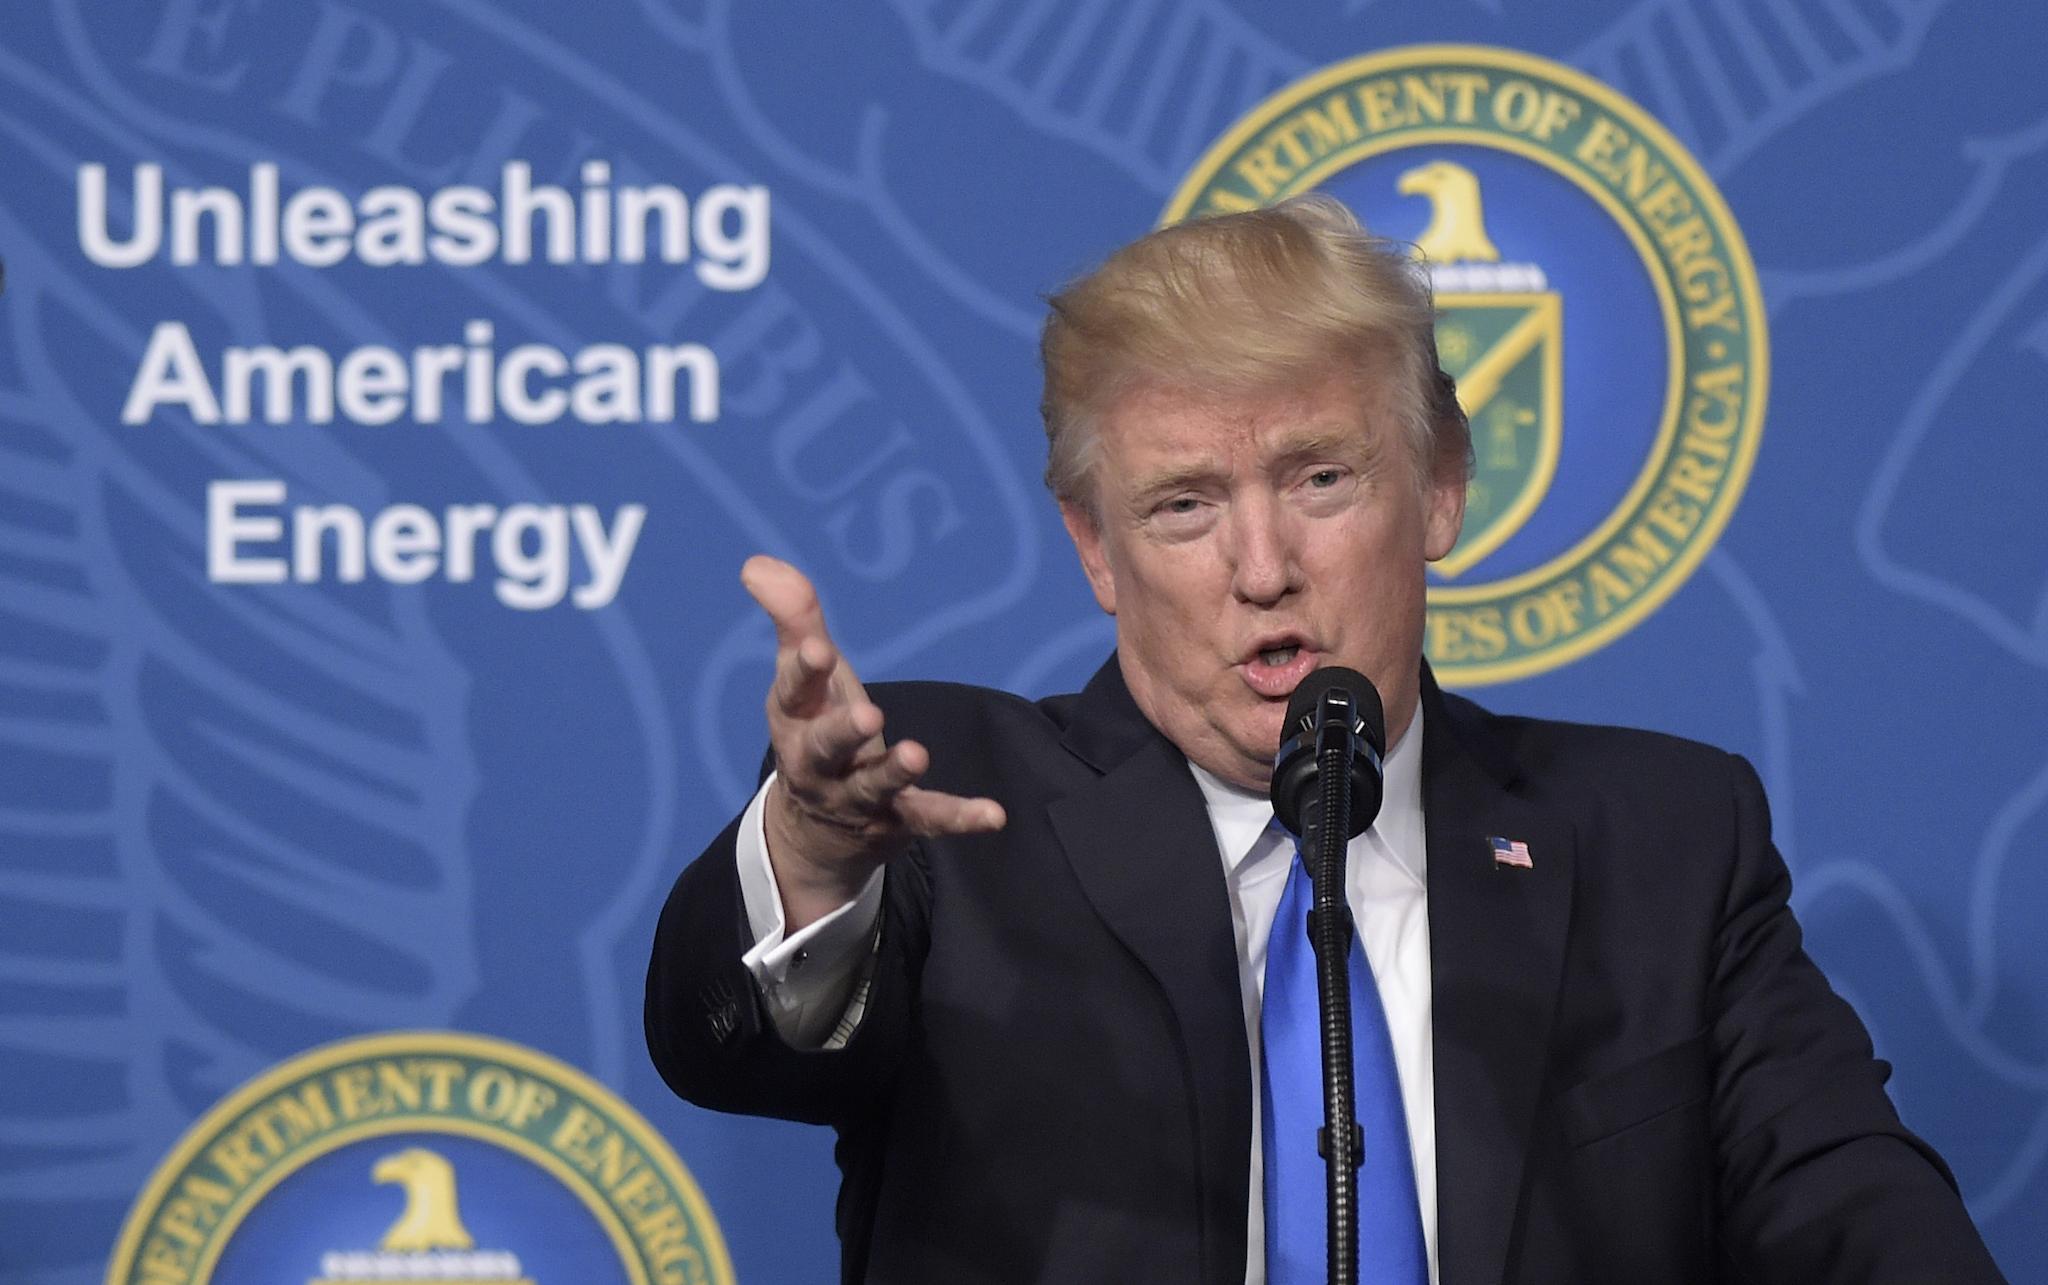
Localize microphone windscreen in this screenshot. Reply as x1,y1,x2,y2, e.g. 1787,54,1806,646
1281,666,1386,757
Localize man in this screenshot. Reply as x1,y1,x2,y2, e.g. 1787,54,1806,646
646,196,2003,1283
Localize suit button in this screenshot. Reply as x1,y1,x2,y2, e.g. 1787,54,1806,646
701,979,742,1046
709,1001,740,1045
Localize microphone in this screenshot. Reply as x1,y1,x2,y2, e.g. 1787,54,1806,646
1265,665,1387,1285
1269,666,1386,840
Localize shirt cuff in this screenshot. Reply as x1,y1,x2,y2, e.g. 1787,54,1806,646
735,773,885,1047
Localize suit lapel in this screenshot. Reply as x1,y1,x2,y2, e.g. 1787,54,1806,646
1423,675,1576,1285
1046,658,1251,1285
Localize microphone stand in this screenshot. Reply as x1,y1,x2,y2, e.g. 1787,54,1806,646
1305,701,1363,1285
1272,670,1383,1284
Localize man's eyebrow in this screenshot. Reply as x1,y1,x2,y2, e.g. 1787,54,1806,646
1124,460,1225,503
1130,452,1236,491
1268,426,1373,468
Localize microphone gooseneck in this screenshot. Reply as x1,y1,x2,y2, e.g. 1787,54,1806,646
1267,666,1387,1285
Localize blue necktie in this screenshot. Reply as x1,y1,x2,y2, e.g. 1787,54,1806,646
1261,844,1428,1284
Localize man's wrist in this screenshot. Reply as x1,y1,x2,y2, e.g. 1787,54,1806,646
764,780,888,930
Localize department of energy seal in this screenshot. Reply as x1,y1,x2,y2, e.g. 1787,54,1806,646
1168,45,1767,685
107,1031,733,1285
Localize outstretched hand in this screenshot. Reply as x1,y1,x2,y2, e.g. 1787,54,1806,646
742,556,1006,930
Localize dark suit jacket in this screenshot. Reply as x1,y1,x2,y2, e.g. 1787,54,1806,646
646,659,2002,1284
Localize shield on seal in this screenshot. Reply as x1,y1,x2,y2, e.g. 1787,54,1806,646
1431,289,1562,579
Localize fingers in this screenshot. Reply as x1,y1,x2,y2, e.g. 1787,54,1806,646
751,555,868,722
821,738,1008,835
799,700,884,776
774,702,899,814
742,555,829,650
896,786,1007,836
772,631,840,718
781,731,1003,834
746,555,1005,863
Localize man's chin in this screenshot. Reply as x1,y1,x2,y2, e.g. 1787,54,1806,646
1219,731,1282,792
1177,730,1276,792
1216,759,1275,794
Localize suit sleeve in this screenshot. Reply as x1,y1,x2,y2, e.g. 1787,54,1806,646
733,774,886,1049
1709,753,2005,1283
644,802,932,1129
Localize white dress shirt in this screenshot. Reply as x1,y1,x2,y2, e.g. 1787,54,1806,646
735,709,1438,1285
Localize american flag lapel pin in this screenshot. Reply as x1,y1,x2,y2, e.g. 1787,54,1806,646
1490,836,1534,870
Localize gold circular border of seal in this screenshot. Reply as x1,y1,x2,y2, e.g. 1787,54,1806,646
106,1029,736,1285
1165,44,1769,686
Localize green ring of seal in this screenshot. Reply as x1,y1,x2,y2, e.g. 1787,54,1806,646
106,1029,735,1285
1166,44,1768,685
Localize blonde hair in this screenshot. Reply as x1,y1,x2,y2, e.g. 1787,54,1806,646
1040,194,1470,512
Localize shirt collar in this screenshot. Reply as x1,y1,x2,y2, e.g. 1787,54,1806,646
1187,701,1428,888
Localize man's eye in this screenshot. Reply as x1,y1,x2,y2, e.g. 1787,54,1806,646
1161,497,1201,515
1308,469,1343,488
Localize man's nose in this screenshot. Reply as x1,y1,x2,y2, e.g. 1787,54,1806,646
1229,496,1300,605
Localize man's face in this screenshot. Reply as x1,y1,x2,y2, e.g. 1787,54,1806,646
1061,370,1465,791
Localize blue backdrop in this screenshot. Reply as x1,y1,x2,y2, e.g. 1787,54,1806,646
4,1,2044,1279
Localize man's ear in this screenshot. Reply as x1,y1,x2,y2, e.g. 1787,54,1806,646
1422,459,1468,563
1060,502,1118,615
